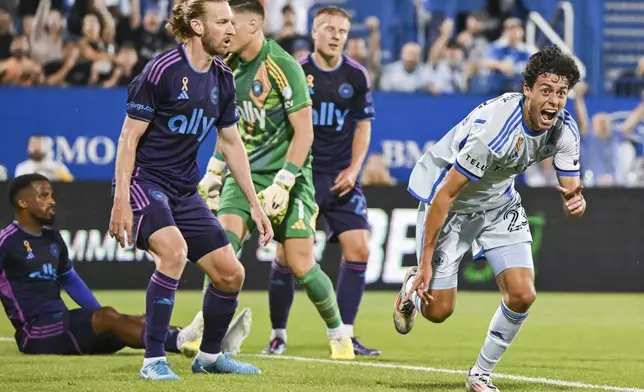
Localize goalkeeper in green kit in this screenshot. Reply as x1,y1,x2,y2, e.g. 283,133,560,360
197,0,355,360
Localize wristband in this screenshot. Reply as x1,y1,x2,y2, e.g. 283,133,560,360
282,162,300,176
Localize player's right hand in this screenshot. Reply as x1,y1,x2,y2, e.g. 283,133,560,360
109,198,133,248
257,169,295,225
404,257,435,306
250,201,274,246
198,157,226,212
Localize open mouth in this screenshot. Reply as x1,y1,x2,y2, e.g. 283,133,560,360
223,38,231,46
329,43,339,50
541,109,557,122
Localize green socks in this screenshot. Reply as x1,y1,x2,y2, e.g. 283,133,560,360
202,230,243,293
296,263,342,329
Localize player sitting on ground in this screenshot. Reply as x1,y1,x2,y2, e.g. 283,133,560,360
266,6,379,356
0,174,204,356
196,0,355,360
394,45,584,392
109,0,273,380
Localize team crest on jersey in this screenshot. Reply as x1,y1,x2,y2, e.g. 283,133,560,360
24,240,35,260
50,243,59,257
252,80,263,97
210,86,219,105
510,137,524,159
338,83,354,99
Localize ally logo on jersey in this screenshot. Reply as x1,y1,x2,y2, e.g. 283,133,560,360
237,101,267,130
312,102,349,132
168,109,216,142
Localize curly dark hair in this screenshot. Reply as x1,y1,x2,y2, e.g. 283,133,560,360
522,45,580,89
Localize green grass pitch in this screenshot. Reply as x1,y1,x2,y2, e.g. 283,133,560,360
0,291,643,392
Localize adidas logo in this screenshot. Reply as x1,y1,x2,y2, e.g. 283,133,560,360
290,219,307,230
177,91,189,100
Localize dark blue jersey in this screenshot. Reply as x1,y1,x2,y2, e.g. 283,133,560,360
0,223,72,330
298,54,375,174
124,45,239,195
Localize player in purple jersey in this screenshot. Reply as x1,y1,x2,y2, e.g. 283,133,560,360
0,174,203,356
267,6,379,356
108,0,273,380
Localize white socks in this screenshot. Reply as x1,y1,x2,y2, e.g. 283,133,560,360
270,328,287,342
143,356,166,367
473,300,529,374
326,325,346,339
196,350,221,364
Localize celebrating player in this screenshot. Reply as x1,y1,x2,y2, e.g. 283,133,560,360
109,0,273,380
394,45,584,392
197,0,355,360
0,174,204,356
263,6,379,356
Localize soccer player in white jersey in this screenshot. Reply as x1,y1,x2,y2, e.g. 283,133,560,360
393,45,584,392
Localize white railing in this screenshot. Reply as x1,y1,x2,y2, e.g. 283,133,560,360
525,1,587,80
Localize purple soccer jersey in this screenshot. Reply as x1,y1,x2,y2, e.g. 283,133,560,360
125,45,239,195
0,223,71,330
298,54,375,175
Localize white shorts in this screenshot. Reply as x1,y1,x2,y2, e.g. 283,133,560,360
415,196,534,290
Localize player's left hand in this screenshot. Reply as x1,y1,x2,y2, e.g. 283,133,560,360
250,201,274,246
331,167,359,197
257,169,296,225
556,184,586,217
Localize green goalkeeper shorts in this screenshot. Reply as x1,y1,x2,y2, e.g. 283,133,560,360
218,166,318,243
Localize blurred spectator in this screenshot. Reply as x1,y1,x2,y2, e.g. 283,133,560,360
265,0,312,37
574,82,621,187
134,4,171,66
74,12,113,85
482,17,532,95
427,19,471,94
0,34,44,85
379,42,432,93
361,154,396,186
275,4,312,58
92,43,138,86
14,134,74,182
344,16,381,85
524,157,558,187
0,6,13,59
456,11,489,66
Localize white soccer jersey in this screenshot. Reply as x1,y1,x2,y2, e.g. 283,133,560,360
408,93,580,214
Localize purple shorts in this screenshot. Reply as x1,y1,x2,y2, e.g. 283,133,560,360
127,180,229,262
16,309,125,355
313,172,370,243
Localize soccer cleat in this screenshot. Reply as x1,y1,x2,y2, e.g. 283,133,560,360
139,359,181,381
351,337,381,356
329,336,355,360
222,307,253,354
261,337,286,355
466,368,500,392
179,338,201,358
393,266,419,335
192,352,261,375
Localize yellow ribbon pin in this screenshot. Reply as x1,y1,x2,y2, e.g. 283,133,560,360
24,241,32,253
182,77,189,91
307,75,315,88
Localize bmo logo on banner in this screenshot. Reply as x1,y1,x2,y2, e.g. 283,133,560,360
44,136,116,165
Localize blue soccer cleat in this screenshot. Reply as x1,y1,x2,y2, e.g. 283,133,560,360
139,359,181,381
352,337,381,356
192,352,261,375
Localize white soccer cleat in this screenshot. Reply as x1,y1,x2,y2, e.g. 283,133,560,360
466,368,500,392
393,266,418,335
177,311,204,358
222,307,253,354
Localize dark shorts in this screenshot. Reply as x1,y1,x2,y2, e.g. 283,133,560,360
16,309,125,355
126,180,230,262
313,172,370,243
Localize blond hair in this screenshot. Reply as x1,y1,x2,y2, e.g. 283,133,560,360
166,0,229,42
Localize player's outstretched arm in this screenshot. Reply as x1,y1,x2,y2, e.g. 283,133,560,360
109,117,148,247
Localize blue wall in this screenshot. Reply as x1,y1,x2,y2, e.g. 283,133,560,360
1,88,642,183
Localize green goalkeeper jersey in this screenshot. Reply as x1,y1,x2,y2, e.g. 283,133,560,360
229,39,312,174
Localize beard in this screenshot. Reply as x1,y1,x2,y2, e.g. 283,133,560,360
29,151,46,162
12,49,27,60
36,214,55,225
201,28,228,57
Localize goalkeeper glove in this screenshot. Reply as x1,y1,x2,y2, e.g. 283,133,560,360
198,156,227,212
257,169,296,225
